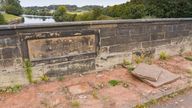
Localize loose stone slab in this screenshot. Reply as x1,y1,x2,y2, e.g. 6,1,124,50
132,63,162,81
68,83,93,95
142,68,180,88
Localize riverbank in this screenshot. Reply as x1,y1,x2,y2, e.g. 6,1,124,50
2,13,23,24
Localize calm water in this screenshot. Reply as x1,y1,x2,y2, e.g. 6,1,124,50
22,15,55,24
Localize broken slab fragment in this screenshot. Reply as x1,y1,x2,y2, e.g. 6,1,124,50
142,68,180,88
132,63,162,81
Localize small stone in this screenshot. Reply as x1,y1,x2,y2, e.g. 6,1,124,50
175,101,178,104
79,95,87,99
179,99,184,102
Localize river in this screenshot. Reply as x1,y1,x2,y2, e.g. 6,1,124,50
22,15,55,24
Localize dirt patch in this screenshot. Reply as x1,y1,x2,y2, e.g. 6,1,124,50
0,55,192,108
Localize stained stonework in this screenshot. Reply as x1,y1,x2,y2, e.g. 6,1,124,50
27,35,96,61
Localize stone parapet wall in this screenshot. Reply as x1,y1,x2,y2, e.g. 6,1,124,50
0,18,192,87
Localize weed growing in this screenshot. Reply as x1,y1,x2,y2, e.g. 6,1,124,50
71,100,80,108
159,51,169,60
108,80,121,86
0,84,22,93
24,59,33,83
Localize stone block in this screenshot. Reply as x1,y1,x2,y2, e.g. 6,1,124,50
6,38,17,46
151,32,165,40
132,63,162,81
142,40,171,48
0,39,6,47
100,28,116,37
131,33,150,42
2,48,13,59
116,28,130,37
142,68,180,88
109,42,141,53
45,59,95,77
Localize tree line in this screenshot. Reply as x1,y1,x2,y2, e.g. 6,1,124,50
53,0,192,22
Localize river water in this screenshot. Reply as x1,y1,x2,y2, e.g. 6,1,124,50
22,15,55,24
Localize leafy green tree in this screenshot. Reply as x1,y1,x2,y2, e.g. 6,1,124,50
92,7,102,20
53,6,67,22
4,0,23,16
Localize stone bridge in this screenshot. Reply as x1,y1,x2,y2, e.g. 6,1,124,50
0,19,192,87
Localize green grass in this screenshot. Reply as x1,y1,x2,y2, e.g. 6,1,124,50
108,80,121,86
2,13,21,23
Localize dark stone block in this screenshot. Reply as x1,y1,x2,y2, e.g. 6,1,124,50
0,59,14,67
151,33,165,40
131,33,150,42
173,24,186,31
2,48,13,59
142,40,171,48
149,25,164,33
0,30,16,36
165,32,178,39
45,59,95,77
109,42,141,53
130,26,147,34
177,31,189,37
116,28,130,37
101,37,118,46
165,31,189,39
100,28,116,37
6,38,17,46
0,39,6,47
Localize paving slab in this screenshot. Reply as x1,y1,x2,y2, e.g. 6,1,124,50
68,83,93,95
132,63,162,81
142,68,180,88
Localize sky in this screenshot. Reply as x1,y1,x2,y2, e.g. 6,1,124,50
20,0,128,7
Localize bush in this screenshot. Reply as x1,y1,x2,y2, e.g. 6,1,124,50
108,80,121,86
0,13,6,24
75,12,93,21
159,51,169,60
4,0,23,16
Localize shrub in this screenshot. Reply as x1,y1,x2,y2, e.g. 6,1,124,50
71,100,80,108
159,51,169,60
133,54,145,64
0,84,22,93
40,75,49,81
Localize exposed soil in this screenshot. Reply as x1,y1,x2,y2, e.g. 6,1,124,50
0,55,192,108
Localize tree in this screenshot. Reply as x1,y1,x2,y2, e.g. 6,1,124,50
92,7,102,20
4,0,23,16
53,6,67,22
53,6,76,22
145,0,192,18
0,13,5,24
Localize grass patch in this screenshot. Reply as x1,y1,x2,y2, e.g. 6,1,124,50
108,80,121,86
2,13,21,23
185,56,192,61
40,75,49,81
0,84,22,93
71,100,80,108
159,51,169,60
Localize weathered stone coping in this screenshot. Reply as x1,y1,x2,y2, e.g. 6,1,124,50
0,18,192,30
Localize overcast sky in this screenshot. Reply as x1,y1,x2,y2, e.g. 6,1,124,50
20,0,128,7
